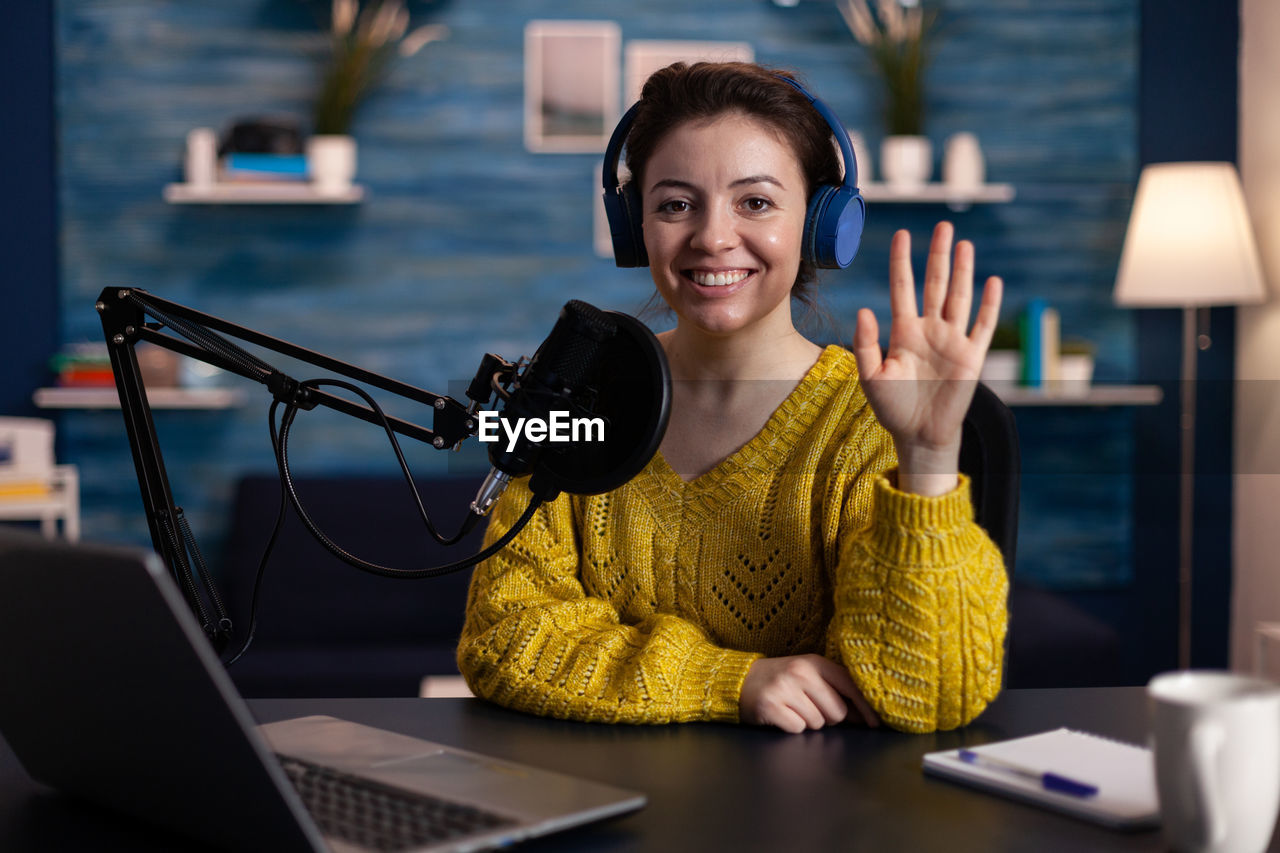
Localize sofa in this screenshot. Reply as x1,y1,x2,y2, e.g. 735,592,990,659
220,471,1121,698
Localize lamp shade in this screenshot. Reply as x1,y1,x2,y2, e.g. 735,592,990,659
1113,162,1267,307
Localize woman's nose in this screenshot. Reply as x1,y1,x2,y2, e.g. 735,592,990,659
689,205,740,253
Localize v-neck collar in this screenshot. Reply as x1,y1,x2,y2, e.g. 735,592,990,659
640,345,854,509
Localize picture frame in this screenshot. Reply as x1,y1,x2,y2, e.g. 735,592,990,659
524,20,622,153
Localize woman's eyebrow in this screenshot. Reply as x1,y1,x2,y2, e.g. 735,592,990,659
647,175,785,193
731,174,785,189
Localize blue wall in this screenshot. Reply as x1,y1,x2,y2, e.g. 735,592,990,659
51,0,1140,589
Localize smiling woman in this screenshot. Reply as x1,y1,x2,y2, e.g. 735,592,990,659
457,61,1009,735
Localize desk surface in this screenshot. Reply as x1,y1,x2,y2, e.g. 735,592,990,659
1,687,1276,852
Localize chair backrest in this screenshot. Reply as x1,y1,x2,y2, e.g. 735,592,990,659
958,382,1020,576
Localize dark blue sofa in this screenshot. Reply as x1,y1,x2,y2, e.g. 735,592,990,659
220,472,1120,698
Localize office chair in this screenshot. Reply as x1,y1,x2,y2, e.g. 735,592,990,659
959,382,1020,573
959,385,1125,688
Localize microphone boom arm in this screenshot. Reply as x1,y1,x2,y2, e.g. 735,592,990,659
96,287,504,651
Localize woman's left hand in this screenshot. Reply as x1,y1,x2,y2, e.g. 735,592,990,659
852,222,1002,496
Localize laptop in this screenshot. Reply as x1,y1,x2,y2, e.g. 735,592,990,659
0,529,645,852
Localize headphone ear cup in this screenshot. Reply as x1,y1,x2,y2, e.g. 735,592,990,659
604,183,649,268
803,184,866,269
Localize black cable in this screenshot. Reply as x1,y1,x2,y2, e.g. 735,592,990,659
225,377,544,667
223,400,293,667
271,377,540,579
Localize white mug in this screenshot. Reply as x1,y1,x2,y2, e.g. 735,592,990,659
1148,670,1280,853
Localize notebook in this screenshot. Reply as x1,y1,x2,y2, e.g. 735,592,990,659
0,529,645,852
922,728,1159,830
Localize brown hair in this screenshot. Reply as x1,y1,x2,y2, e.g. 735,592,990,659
623,61,844,305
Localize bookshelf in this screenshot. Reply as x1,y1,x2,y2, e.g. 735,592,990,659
860,182,1015,211
163,183,364,204
34,387,247,410
986,383,1163,407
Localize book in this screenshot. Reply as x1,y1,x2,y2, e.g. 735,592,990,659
220,153,309,182
1019,299,1045,386
922,728,1159,829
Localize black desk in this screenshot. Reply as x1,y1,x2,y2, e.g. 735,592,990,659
1,687,1276,852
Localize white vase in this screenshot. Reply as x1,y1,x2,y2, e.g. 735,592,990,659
1054,354,1095,396
980,350,1020,385
306,134,357,195
943,132,985,190
880,135,932,187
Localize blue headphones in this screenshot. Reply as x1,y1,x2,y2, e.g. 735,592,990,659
601,75,866,270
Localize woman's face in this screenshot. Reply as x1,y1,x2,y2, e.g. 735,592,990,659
641,112,807,339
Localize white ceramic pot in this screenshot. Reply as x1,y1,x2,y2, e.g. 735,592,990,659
880,135,932,187
1054,353,1095,396
980,350,1020,385
306,134,357,195
943,132,985,190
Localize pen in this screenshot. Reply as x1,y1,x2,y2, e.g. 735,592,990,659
957,749,1099,798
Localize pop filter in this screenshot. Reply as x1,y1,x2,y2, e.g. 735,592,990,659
525,309,671,497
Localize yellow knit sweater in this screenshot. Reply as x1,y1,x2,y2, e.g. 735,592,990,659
457,346,1008,733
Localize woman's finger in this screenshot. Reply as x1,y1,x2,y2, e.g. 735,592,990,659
823,661,881,728
969,276,1004,352
888,229,918,321
852,308,883,380
943,239,975,327
921,221,954,318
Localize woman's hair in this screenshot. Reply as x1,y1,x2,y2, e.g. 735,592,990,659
623,61,844,305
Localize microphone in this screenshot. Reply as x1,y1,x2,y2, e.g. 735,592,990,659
470,300,671,515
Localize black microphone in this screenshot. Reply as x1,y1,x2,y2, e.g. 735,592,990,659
471,300,622,513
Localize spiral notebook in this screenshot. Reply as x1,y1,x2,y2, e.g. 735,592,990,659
922,728,1159,830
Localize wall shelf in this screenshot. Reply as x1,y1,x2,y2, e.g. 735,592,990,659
861,182,1015,211
34,387,247,410
163,183,364,204
986,383,1163,407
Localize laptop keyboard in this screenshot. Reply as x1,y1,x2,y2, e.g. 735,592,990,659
276,754,518,852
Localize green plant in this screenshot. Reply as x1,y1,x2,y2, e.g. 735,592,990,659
990,323,1020,351
1060,338,1096,357
837,0,938,136
312,0,447,135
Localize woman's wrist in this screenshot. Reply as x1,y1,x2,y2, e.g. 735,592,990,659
893,441,960,497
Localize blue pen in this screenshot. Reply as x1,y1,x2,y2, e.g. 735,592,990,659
957,749,1099,798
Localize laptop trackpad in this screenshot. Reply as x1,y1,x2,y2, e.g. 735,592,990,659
258,715,445,771
368,751,624,820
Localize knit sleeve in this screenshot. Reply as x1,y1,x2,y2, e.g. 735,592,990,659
456,480,761,724
827,469,1009,734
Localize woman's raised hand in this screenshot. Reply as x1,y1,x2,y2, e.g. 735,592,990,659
851,222,1003,496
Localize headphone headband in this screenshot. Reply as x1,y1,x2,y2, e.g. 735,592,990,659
601,71,865,270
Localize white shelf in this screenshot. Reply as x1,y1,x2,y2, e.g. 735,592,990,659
985,383,1164,407
861,182,1015,210
163,183,365,204
34,387,248,410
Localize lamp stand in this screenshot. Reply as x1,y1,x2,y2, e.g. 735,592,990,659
1177,305,1199,670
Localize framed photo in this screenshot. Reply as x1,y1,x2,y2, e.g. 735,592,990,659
524,20,622,153
623,40,755,105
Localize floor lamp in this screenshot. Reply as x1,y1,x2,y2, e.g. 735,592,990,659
1113,162,1267,670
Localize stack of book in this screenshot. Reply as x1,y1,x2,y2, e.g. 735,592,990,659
49,343,114,387
1019,299,1060,387
219,153,308,183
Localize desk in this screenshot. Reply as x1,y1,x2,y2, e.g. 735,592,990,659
1,688,1277,852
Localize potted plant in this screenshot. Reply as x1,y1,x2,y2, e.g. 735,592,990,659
838,0,938,187
309,0,446,194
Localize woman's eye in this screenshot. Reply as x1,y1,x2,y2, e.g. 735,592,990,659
658,199,690,214
743,197,772,212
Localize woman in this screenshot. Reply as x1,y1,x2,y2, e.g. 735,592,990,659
457,62,1007,734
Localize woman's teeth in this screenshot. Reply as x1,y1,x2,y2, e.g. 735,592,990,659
691,270,750,287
